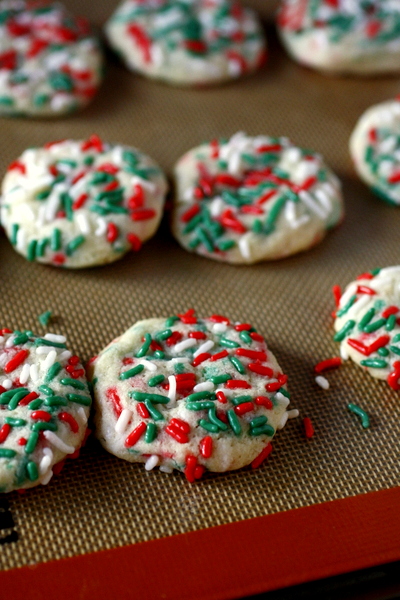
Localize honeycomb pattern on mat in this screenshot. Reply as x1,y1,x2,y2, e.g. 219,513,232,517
1,0,400,571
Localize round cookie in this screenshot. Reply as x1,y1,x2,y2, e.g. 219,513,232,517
0,135,168,268
350,98,400,206
277,0,400,76
104,0,266,86
0,0,103,117
0,328,91,493
89,310,294,481
334,266,400,390
171,132,343,264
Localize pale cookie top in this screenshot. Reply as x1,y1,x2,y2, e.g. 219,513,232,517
171,132,343,264
0,0,103,116
334,266,400,390
105,0,266,86
0,328,91,493
350,98,400,206
0,135,168,268
90,311,294,482
278,0,400,74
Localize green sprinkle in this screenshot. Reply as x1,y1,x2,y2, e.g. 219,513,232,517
187,391,214,402
363,318,386,334
119,364,144,380
209,374,230,384
123,150,138,168
0,96,14,106
337,295,357,317
231,395,252,406
144,399,164,421
36,238,49,258
393,333,400,343
250,424,275,436
360,358,388,369
252,219,263,235
250,416,267,428
198,419,219,433
130,392,169,403
38,385,54,396
227,409,241,436
60,378,85,390
27,240,37,262
35,338,66,349
264,195,287,234
45,362,62,383
136,333,152,358
148,374,165,387
28,399,42,410
186,401,216,411
50,228,62,252
4,418,27,427
196,227,214,252
11,223,19,246
216,239,236,251
155,329,172,341
8,389,30,410
278,388,290,399
153,350,165,359
38,311,52,327
378,347,390,357
0,449,16,459
31,421,57,432
208,406,228,430
25,432,40,454
386,314,397,331
49,71,73,92
34,94,49,107
174,363,186,374
390,345,400,356
26,461,39,481
91,172,115,185
333,320,355,342
348,403,370,428
239,331,253,344
13,333,29,345
36,189,51,200
66,235,85,256
219,337,240,349
228,355,246,374
145,422,157,443
0,388,29,404
66,393,92,406
44,396,67,407
165,316,179,327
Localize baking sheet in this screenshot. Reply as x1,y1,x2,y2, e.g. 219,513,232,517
1,0,400,572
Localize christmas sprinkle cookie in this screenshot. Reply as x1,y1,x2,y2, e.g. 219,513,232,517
0,135,168,268
350,98,400,206
277,0,400,76
171,132,343,264
89,311,296,481
104,0,266,86
333,266,400,390
0,328,91,493
0,0,103,117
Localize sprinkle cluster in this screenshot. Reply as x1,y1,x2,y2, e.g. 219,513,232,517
174,132,342,261
92,311,295,482
1,135,167,267
0,0,103,116
334,266,400,391
0,328,91,492
106,0,266,84
278,0,400,45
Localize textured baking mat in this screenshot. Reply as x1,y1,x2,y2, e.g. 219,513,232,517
1,0,400,572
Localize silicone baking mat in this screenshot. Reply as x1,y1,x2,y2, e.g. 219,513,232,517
1,0,400,579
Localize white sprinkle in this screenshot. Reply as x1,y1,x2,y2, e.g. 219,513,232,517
36,204,47,228
341,345,349,360
115,408,132,434
44,188,62,222
275,392,290,408
43,350,57,371
19,363,30,385
287,409,300,419
2,379,12,390
43,431,75,454
338,283,357,308
77,407,88,424
59,350,72,362
40,469,53,485
193,381,214,392
193,340,214,357
315,375,329,390
212,323,227,334
36,346,57,355
238,234,252,260
228,151,242,175
170,357,190,364
160,465,173,474
167,375,177,403
5,336,15,348
44,333,66,344
95,217,107,236
210,196,224,217
215,387,234,397
145,455,160,471
173,338,197,353
29,364,39,383
299,190,327,219
16,227,26,253
277,412,288,429
140,359,157,372
130,176,156,193
39,454,52,475
76,212,90,234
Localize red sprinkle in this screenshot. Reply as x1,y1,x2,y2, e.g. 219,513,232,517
0,424,11,443
58,412,79,433
184,455,198,483
181,204,201,223
216,391,227,404
8,160,26,174
356,272,374,280
4,350,29,374
169,418,191,434
303,417,314,439
210,350,229,362
81,134,103,152
127,233,142,252
69,355,80,366
255,396,273,410
236,349,266,361
106,387,123,418
388,362,400,391
128,185,144,210
125,422,147,447
131,209,156,221
332,285,342,308
382,306,399,319
165,426,188,444
31,411,51,422
18,391,39,406
199,436,213,459
106,222,119,243
356,285,376,295
127,23,152,63
234,323,252,331
226,380,251,389
166,331,183,347
17,438,27,446
137,403,150,419
209,314,230,324
348,336,390,357
248,363,274,377
234,402,253,416
314,357,342,373
251,442,273,469
250,333,264,342
192,353,211,367
265,381,281,393
189,331,207,340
